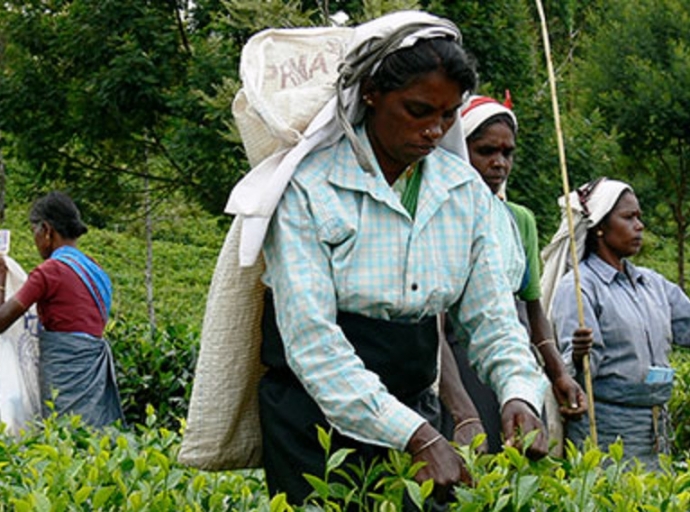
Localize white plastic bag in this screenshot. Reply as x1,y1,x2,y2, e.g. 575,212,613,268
0,256,41,435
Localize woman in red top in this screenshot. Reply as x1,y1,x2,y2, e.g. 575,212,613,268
0,191,124,428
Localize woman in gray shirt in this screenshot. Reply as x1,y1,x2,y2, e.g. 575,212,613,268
547,178,690,469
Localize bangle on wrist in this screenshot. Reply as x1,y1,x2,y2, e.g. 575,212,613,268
535,338,556,350
453,417,482,433
412,433,443,457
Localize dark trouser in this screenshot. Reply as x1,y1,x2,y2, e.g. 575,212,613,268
259,291,439,507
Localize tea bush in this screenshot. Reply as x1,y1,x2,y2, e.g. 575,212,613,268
0,408,272,512
111,321,200,428
3,413,690,511
1,200,225,329
669,347,690,457
267,426,690,511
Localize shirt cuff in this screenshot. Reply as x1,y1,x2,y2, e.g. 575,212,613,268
498,373,549,414
339,399,427,452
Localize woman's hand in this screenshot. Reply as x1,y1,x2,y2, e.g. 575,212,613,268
572,327,593,370
407,422,471,502
552,373,588,419
452,417,488,454
501,398,548,459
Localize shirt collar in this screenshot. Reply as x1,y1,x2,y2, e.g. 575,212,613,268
328,124,473,193
586,253,644,285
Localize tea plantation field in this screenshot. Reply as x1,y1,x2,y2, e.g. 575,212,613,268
1,200,690,511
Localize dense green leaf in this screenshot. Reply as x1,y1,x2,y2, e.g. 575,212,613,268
327,448,356,473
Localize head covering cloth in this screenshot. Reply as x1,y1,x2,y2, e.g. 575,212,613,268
226,11,469,267
460,94,517,199
461,94,518,139
540,177,633,317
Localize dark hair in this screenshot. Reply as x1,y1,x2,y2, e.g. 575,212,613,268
466,113,517,144
29,191,88,239
370,37,477,95
583,224,601,259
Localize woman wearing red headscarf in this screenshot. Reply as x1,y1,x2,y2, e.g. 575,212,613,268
441,95,587,454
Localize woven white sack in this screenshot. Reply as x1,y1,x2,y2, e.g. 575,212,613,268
178,218,266,470
233,26,353,168
180,25,355,471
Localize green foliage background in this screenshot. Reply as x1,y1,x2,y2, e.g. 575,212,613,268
2,0,690,508
1,0,689,285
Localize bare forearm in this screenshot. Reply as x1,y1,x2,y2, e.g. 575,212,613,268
439,326,480,423
526,299,568,381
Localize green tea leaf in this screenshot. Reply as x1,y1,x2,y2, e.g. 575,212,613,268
74,486,93,505
403,479,424,510
316,425,331,454
93,486,116,508
420,479,434,499
30,492,51,512
327,448,355,472
303,474,329,499
269,492,290,512
11,500,32,512
514,475,539,509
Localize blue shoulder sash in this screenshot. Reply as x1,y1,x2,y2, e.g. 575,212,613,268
51,246,112,322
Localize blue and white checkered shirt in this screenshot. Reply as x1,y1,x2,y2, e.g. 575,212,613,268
262,128,548,451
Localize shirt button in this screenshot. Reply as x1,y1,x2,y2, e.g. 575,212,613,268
411,283,419,291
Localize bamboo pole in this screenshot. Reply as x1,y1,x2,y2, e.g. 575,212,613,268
534,0,597,445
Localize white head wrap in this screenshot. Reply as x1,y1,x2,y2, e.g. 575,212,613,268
460,94,517,199
540,177,633,317
226,11,469,266
461,94,518,139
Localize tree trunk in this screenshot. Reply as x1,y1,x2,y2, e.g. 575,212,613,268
677,139,687,291
0,133,6,224
144,173,156,337
672,196,686,291
678,222,686,291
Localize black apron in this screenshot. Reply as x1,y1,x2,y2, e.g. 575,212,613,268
259,290,440,506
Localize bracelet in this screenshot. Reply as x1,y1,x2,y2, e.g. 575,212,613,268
535,338,556,350
412,433,443,457
453,417,482,433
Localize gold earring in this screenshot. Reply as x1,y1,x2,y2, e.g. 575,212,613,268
596,230,604,237
363,95,373,106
